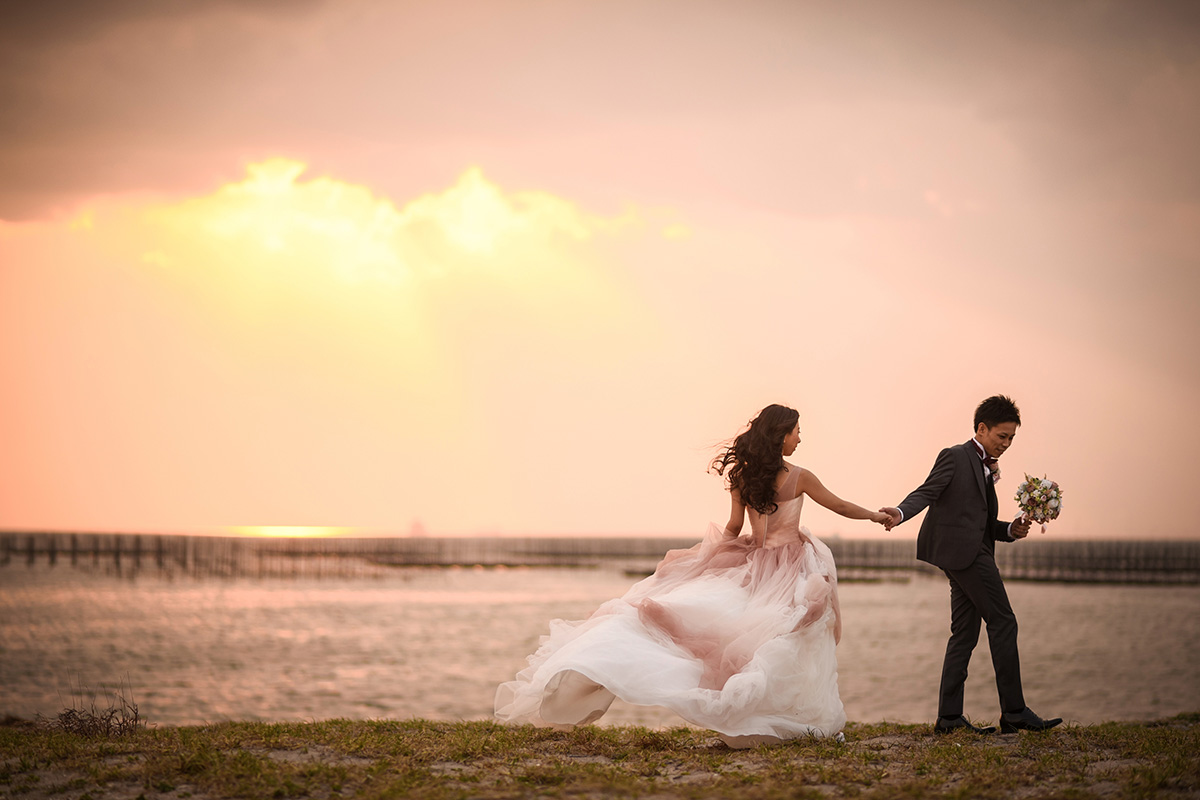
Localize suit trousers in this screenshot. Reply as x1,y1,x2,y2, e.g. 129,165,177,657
939,541,1026,718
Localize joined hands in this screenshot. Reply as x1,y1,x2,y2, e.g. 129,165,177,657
877,507,901,531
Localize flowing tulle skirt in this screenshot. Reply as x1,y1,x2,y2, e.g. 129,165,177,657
494,525,846,747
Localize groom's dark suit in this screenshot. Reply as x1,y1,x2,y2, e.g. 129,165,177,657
897,441,1025,718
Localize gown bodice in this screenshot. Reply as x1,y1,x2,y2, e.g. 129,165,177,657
748,464,806,549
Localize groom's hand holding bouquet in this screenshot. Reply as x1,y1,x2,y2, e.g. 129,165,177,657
1009,514,1033,539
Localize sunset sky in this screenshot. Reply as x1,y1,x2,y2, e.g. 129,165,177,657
1,1,1197,539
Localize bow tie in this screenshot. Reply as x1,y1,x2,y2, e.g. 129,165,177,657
982,456,1000,483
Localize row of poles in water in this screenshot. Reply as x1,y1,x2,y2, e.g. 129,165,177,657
2,532,1199,583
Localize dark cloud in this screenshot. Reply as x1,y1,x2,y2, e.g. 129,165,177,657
0,0,328,218
966,2,1200,201
0,1,184,46
0,0,1197,220
0,0,321,47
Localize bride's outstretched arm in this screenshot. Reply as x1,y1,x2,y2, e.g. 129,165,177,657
798,468,890,525
723,488,746,537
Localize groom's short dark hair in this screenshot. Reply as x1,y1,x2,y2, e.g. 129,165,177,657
974,395,1021,429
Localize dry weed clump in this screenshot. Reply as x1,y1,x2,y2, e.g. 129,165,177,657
36,678,146,739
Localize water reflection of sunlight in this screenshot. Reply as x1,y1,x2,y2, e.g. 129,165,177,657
234,526,346,537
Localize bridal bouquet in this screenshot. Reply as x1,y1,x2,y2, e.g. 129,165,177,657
1015,474,1063,532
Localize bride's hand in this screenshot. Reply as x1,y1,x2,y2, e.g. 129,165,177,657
877,507,901,530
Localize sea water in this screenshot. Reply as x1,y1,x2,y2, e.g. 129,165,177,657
2,563,1197,727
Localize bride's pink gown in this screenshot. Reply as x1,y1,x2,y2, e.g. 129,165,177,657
494,465,846,746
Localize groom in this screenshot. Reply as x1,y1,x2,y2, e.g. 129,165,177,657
881,395,1062,735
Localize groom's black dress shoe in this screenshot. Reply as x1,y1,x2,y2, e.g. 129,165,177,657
934,715,997,735
1000,708,1063,733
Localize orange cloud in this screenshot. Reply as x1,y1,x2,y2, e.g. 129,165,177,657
133,158,637,286
65,158,656,378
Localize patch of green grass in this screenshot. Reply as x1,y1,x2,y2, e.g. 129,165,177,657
1,715,1197,799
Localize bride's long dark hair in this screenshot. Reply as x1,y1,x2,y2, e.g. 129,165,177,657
709,404,799,515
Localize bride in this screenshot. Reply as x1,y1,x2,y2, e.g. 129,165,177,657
494,404,890,746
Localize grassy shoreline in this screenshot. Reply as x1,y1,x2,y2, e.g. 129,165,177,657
2,714,1197,799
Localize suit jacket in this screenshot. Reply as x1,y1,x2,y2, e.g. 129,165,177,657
898,441,1015,571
